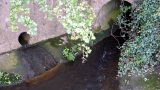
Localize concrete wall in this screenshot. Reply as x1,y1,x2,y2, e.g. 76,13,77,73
0,0,134,54
0,0,66,54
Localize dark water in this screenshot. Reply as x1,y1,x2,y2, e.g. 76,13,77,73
1,30,127,90
29,36,120,90
17,46,58,76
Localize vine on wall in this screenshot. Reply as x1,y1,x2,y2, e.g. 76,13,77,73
54,0,96,62
9,0,54,35
0,71,21,85
118,0,160,76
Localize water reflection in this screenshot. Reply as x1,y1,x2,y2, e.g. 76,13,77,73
24,36,120,90
16,46,57,80
0,30,123,90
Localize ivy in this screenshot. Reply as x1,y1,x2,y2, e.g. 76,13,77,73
62,48,75,61
18,16,37,35
35,0,54,20
0,71,21,85
9,0,54,35
54,0,96,62
10,0,31,32
118,0,160,76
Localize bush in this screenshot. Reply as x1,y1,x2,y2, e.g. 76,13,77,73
54,0,95,62
0,72,21,85
10,0,54,35
118,0,160,76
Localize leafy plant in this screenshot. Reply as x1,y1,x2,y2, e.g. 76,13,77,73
54,0,96,62
10,0,37,35
0,71,21,85
118,0,160,76
18,16,38,35
9,0,54,35
35,0,54,20
9,0,95,62
62,48,75,61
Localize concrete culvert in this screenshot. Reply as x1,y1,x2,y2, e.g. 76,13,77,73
18,32,30,46
92,0,132,36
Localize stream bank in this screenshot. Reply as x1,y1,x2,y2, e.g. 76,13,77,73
1,29,160,90
1,29,123,90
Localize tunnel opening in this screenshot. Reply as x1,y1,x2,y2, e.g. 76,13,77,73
97,0,132,69
18,32,30,46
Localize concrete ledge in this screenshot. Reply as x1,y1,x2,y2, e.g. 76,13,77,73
0,0,134,54
0,0,66,54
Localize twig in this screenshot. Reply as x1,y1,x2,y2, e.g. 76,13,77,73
110,23,121,48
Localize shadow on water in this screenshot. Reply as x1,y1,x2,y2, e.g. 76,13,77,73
17,46,58,79
0,29,127,90
22,38,120,90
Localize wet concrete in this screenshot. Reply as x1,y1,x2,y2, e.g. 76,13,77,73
0,29,160,90
0,45,58,81
24,37,120,90
0,0,135,54
0,0,66,54
0,29,123,90
33,36,119,90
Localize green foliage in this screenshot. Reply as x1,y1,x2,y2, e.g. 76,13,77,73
10,0,37,35
9,0,95,62
62,48,75,61
9,0,54,35
0,71,21,85
118,0,160,76
54,0,96,62
35,0,54,20
18,16,37,35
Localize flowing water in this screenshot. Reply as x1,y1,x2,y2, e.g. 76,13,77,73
0,28,122,90
24,36,120,90
0,31,160,90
